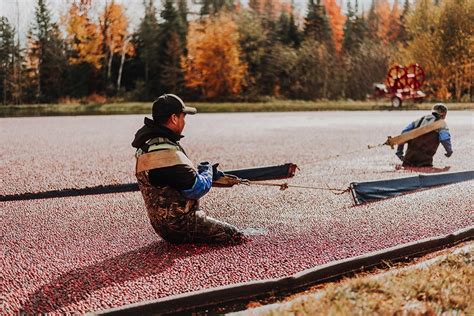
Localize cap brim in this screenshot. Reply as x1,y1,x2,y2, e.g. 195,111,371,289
183,106,197,115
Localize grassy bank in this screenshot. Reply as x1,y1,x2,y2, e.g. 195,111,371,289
241,243,473,315
1,100,473,117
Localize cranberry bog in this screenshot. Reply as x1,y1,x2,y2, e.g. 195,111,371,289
1,111,473,314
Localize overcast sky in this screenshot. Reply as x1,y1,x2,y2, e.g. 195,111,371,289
1,0,379,45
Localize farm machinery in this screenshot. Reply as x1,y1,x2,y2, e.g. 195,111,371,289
373,63,426,107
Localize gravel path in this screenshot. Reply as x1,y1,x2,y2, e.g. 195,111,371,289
1,111,473,314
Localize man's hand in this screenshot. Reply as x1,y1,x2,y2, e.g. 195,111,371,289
197,161,211,173
212,163,225,181
396,151,404,162
445,151,453,158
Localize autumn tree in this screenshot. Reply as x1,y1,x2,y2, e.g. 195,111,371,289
386,0,401,42
376,0,391,40
397,0,442,97
437,0,473,101
65,3,103,69
397,0,410,44
249,0,284,17
182,12,247,98
100,1,134,87
323,0,346,52
366,0,379,40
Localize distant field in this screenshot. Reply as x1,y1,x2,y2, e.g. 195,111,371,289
1,100,473,117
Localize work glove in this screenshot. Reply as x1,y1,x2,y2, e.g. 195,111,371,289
197,161,212,174
212,163,225,181
445,151,453,158
396,151,404,162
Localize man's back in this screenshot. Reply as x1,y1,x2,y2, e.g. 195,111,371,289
396,104,452,167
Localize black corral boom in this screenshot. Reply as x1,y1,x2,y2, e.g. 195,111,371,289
224,163,298,181
350,170,474,205
1,163,298,201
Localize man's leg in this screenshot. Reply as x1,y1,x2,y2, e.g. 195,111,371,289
185,210,243,244
157,211,243,244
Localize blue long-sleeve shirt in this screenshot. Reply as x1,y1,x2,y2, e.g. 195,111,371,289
180,162,213,200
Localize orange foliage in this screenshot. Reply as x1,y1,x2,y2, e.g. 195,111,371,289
387,0,401,41
25,37,40,72
66,3,104,69
323,0,346,52
376,0,392,40
100,2,134,56
182,13,247,98
249,0,291,18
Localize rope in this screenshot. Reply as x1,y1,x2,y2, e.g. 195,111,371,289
242,141,387,194
247,181,350,195
314,143,385,164
367,142,386,149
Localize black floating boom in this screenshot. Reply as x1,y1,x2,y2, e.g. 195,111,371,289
1,163,298,202
349,170,474,205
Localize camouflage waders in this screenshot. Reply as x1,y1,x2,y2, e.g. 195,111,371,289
135,138,243,244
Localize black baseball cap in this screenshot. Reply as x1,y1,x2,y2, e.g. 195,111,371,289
152,94,197,120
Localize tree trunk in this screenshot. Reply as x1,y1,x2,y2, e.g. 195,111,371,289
107,45,114,81
3,78,6,105
117,37,130,90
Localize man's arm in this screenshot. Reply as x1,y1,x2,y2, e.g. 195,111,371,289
180,162,213,200
149,165,196,190
149,162,214,200
439,127,453,157
396,121,416,160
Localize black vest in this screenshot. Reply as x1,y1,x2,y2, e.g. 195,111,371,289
403,116,440,167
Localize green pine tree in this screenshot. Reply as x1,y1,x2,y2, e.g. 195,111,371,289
0,16,22,104
236,11,267,98
158,0,186,94
304,0,333,48
199,0,234,16
343,0,367,53
31,0,66,102
177,0,189,46
133,0,161,99
276,11,301,48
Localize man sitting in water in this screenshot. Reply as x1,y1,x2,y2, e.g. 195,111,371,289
396,103,452,167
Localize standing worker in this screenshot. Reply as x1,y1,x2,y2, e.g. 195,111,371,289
132,94,243,244
396,103,453,167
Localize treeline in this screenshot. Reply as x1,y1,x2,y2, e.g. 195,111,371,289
0,0,472,105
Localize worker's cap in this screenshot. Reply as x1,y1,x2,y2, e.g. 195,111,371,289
432,103,448,114
152,94,197,120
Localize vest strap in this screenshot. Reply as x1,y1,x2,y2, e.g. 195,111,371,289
148,143,180,151
136,150,195,174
